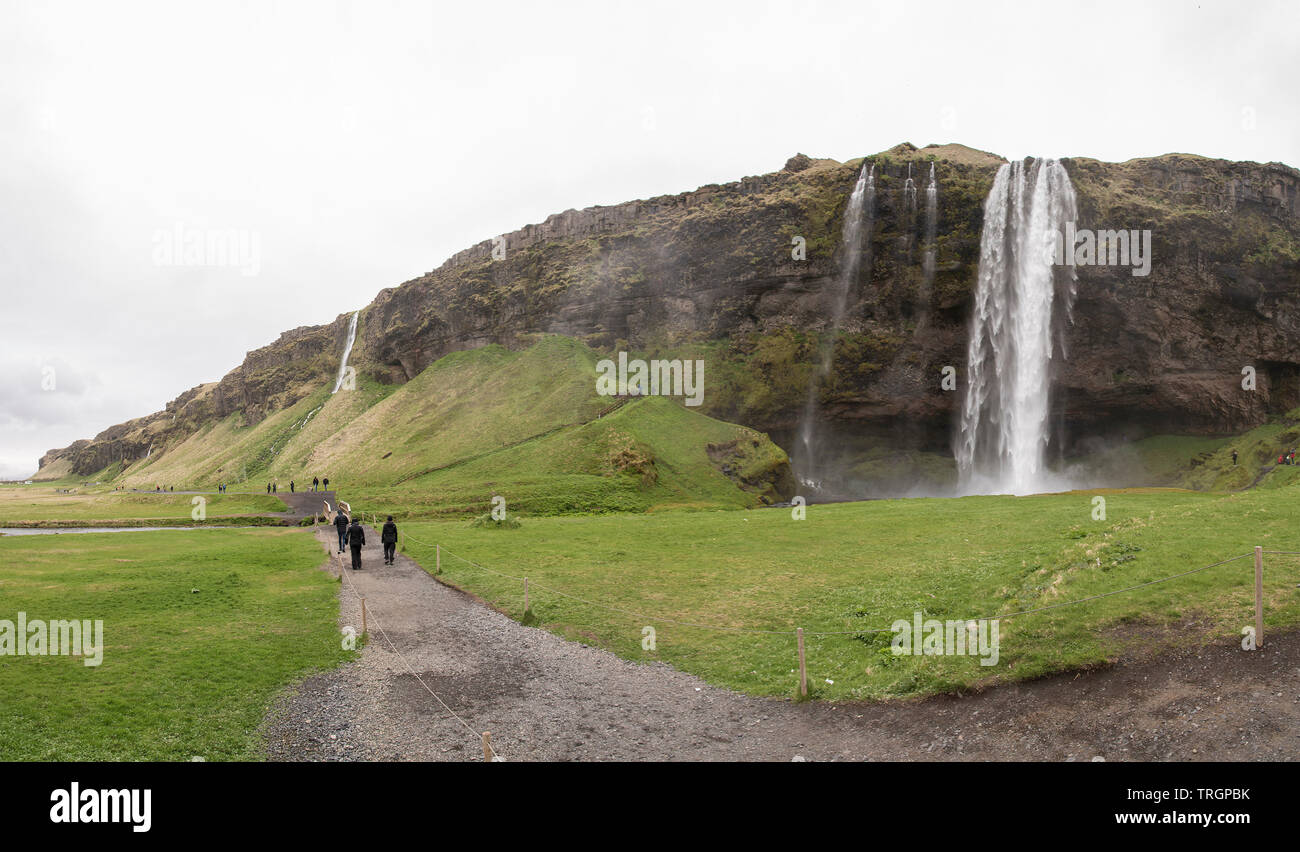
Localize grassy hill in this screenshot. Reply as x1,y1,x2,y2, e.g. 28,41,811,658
103,335,793,516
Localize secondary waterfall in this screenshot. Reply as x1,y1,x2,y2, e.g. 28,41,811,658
332,310,359,394
955,158,1078,495
919,162,938,326
793,162,874,489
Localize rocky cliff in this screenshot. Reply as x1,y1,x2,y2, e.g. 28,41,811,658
39,142,1300,485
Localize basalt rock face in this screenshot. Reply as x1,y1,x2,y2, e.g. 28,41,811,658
39,143,1300,481
1058,154,1300,451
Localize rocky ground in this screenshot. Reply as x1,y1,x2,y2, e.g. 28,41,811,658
262,525,1300,762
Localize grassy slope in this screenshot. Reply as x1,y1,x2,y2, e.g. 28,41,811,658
1103,407,1300,491
393,482,1300,701
112,336,790,516
0,528,350,760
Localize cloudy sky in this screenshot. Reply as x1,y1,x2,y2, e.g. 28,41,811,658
1,0,1296,478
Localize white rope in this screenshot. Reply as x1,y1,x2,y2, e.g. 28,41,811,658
333,531,501,760
402,535,1265,638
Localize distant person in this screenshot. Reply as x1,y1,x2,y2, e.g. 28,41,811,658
323,477,330,491
290,480,295,493
273,482,277,493
1232,449,1238,466
381,516,398,565
313,477,319,492
266,483,271,494
347,516,366,570
334,509,350,553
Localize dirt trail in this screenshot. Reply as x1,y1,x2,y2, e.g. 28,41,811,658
264,525,1300,761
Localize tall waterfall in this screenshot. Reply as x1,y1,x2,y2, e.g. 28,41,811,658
793,162,874,489
332,310,360,394
955,158,1078,495
918,162,938,326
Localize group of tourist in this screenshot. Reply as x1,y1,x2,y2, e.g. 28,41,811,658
333,509,399,571
262,476,331,494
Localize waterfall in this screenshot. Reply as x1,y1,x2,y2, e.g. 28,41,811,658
332,310,359,394
919,162,938,325
955,158,1078,496
793,162,874,490
903,163,917,211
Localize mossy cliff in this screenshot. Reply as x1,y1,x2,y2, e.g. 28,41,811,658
40,142,1300,496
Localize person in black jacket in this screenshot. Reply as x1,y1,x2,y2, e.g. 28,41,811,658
333,510,349,553
347,517,366,571
381,516,398,565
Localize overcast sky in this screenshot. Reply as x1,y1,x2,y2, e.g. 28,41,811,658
1,0,1296,478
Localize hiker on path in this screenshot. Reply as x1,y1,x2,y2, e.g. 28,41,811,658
290,480,295,493
334,509,350,553
273,482,277,493
381,516,398,565
347,516,366,571
1232,449,1238,466
323,477,330,491
313,477,319,491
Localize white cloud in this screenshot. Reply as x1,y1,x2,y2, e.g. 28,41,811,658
1,0,1297,475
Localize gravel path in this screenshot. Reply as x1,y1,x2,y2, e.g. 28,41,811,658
263,526,1300,761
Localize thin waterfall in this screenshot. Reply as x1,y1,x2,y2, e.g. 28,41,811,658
794,162,874,490
918,162,938,326
332,310,360,394
955,158,1078,495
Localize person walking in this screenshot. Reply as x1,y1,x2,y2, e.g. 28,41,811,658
347,515,366,571
273,482,277,493
313,477,319,492
334,509,349,553
290,480,295,493
1232,449,1238,466
323,477,330,491
381,515,398,565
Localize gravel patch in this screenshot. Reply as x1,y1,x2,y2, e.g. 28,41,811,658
264,527,1300,761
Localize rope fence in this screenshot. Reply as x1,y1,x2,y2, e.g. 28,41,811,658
331,504,1295,710
330,539,503,761
397,528,1294,697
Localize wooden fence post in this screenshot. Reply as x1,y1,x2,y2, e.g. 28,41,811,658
796,627,807,697
482,731,492,762
1255,545,1264,649
524,577,529,612
436,544,441,575
360,597,367,635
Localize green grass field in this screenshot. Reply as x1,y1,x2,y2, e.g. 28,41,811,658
0,528,350,760
0,487,286,525
392,483,1300,700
